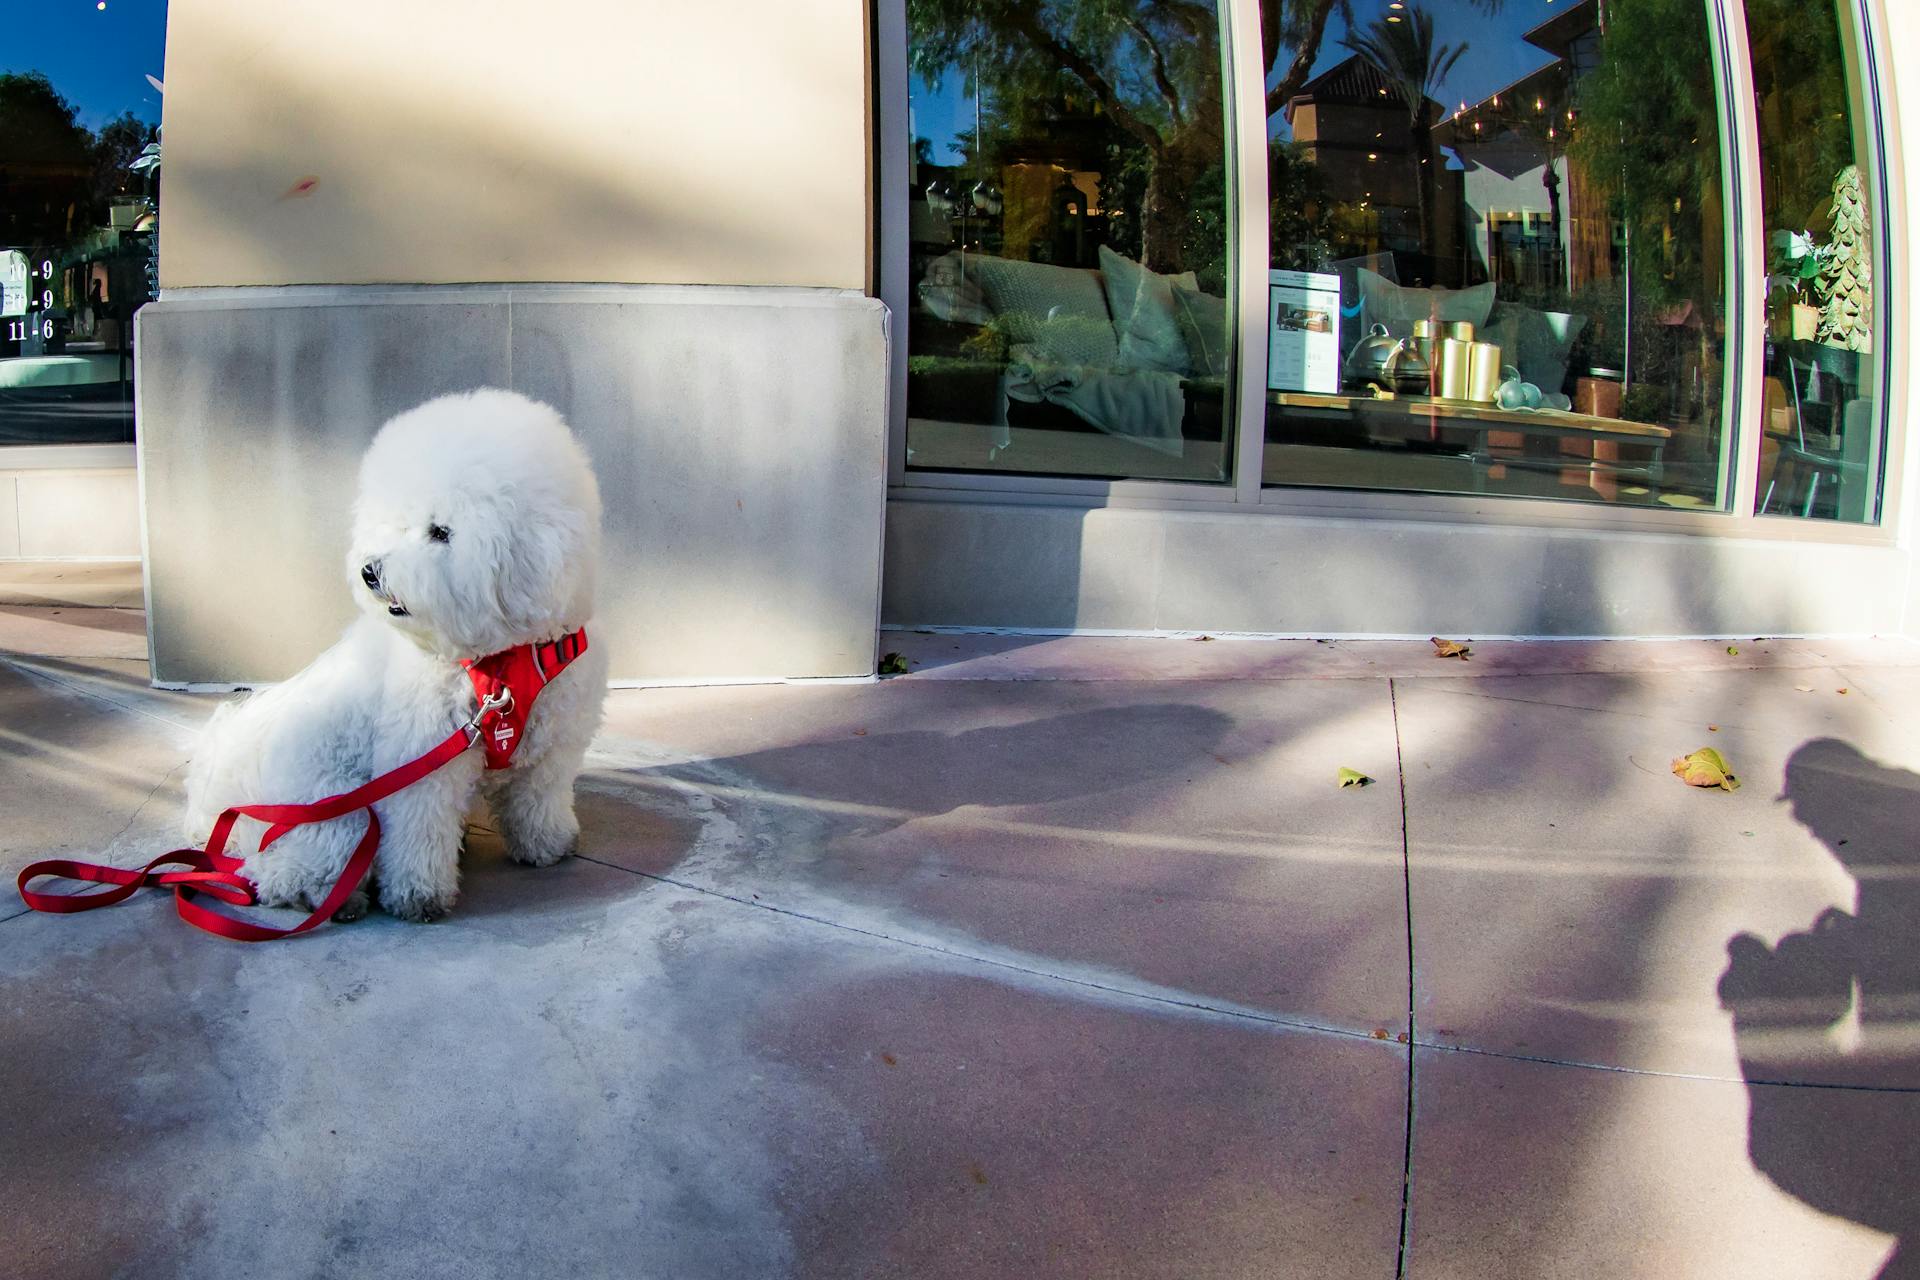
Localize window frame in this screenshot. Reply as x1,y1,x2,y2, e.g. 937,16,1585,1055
876,0,1902,546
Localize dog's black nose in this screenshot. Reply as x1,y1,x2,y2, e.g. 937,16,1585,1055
361,561,382,592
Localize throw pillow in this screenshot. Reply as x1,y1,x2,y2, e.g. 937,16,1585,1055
916,251,994,326
968,256,1120,369
1170,284,1230,378
1355,267,1495,338
1097,244,1199,373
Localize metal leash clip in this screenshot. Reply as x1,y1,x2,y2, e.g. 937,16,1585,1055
463,687,515,745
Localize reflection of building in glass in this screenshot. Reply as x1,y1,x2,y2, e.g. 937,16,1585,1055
1434,0,1605,298
1282,55,1466,286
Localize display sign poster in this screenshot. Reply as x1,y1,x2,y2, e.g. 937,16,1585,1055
1,251,27,319
1267,269,1341,393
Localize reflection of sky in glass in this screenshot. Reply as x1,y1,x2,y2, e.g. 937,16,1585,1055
1272,0,1573,139
0,0,168,128
911,74,978,167
904,1,1579,155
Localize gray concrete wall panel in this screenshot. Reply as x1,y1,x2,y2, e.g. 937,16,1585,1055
883,499,1911,638
138,287,888,685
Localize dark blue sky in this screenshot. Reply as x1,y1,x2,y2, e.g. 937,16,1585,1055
2,0,168,128
910,0,1578,159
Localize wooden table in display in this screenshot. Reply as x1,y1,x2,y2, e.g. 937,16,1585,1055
1269,391,1674,493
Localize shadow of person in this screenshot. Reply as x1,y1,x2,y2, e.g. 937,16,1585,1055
1718,738,1920,1277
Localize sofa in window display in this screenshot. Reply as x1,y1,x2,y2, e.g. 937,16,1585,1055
906,244,1229,467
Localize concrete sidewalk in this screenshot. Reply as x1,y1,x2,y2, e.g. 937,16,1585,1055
3,610,1919,1278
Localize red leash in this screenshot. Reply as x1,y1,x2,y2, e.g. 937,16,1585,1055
16,629,587,942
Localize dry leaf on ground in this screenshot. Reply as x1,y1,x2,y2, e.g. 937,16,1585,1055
1672,747,1740,792
1430,637,1471,660
1337,767,1373,788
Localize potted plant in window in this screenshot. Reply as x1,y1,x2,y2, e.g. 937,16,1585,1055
1769,229,1825,342
1815,163,1871,354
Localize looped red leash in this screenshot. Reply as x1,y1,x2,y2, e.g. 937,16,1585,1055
16,628,587,942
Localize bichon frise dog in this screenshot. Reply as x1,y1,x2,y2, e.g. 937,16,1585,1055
184,389,610,922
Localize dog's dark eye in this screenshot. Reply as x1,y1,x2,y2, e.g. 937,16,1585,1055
427,523,451,543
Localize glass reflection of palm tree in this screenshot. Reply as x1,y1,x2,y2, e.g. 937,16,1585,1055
1339,6,1465,259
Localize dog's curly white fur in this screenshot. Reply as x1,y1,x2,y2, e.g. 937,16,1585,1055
184,389,610,922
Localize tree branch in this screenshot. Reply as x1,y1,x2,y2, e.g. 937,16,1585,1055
1002,2,1166,154
1123,15,1185,129
1266,0,1340,120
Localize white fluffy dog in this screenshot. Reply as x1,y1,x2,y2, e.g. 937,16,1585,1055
184,389,610,922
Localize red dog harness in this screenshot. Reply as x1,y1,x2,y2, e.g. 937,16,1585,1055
460,630,589,770
15,628,588,942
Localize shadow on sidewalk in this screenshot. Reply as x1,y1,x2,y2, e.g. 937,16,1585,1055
645,703,1234,834
1718,738,1920,1278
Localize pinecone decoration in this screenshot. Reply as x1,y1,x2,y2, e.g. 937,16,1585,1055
1816,164,1872,353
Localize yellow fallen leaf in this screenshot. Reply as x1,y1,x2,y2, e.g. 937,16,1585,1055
1727,645,1740,655
1430,637,1471,660
1672,747,1740,792
1707,725,1719,732
1337,767,1373,788
1838,688,1849,695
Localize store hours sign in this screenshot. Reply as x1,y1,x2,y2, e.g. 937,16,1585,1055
2,251,56,346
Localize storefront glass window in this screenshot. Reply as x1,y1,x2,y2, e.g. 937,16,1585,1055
1747,0,1882,523
1260,0,1731,509
902,1,1237,483
1,3,166,447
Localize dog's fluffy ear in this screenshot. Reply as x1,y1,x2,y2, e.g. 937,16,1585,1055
491,500,593,639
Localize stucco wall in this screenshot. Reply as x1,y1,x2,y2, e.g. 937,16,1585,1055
137,287,888,685
157,0,870,290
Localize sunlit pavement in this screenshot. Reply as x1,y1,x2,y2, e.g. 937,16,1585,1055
5,604,1920,1279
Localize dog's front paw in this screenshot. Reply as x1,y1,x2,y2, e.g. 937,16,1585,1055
507,826,578,869
330,887,371,923
379,884,456,924
244,859,333,913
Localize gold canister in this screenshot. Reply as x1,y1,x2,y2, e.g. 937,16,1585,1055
1445,320,1476,343
1466,341,1504,403
1436,338,1475,400
1409,320,1438,391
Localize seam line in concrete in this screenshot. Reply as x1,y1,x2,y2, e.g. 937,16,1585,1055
1414,680,1812,729
572,858,1920,1095
0,654,200,732
1830,666,1888,717
574,853,1398,1044
1421,1039,1920,1093
1390,678,1416,1280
